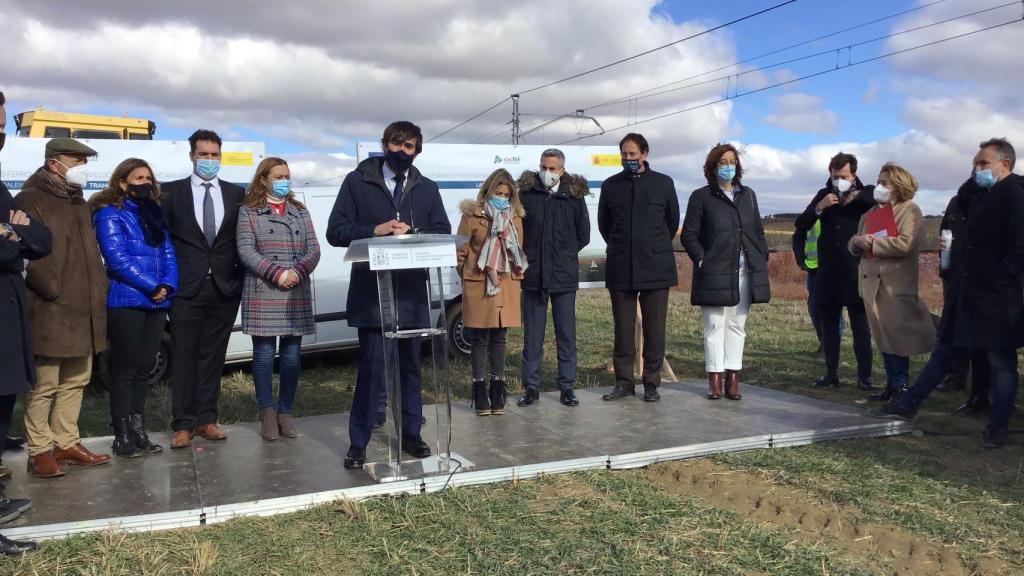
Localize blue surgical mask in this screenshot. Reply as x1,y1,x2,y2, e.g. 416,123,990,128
488,196,510,210
622,159,641,174
717,165,736,183
195,158,221,180
974,169,996,189
270,179,290,198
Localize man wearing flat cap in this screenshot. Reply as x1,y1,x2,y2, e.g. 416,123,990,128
16,137,112,478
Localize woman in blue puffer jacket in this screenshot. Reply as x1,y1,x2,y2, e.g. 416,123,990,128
91,158,178,458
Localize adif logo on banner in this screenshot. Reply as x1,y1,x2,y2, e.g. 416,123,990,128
493,155,521,165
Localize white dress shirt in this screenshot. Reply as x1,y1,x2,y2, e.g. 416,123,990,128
190,173,225,235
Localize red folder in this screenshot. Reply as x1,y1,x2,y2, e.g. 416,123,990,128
863,204,897,258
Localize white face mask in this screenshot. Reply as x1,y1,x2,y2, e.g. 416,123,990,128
874,183,891,203
832,178,852,194
541,170,560,189
57,161,90,188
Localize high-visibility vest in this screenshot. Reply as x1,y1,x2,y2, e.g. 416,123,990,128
804,220,821,270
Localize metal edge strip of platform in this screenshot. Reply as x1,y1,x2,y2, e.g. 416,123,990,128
3,421,910,541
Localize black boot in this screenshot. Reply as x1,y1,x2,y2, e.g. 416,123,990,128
956,395,990,415
112,418,142,458
0,533,36,556
129,414,163,453
472,380,490,416
489,377,506,415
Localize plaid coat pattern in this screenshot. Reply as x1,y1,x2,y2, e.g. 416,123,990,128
237,203,321,336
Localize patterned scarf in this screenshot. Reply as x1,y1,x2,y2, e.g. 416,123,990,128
477,202,528,295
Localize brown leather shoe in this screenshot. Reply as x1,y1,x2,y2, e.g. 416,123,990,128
195,423,227,441
170,430,194,449
707,372,724,400
27,451,66,478
54,443,112,466
725,370,742,400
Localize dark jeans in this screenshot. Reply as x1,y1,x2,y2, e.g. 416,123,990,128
0,394,15,463
819,303,872,381
882,353,909,391
350,328,422,449
897,340,1019,430
251,335,302,413
169,278,240,431
609,288,669,387
521,289,577,392
806,270,845,344
108,308,166,422
468,327,507,381
947,348,992,398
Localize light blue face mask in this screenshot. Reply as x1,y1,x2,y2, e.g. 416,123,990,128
717,164,736,183
974,169,996,189
195,158,221,180
270,179,290,198
488,196,510,210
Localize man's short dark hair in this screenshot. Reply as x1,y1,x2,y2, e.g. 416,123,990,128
188,129,222,153
979,137,1016,170
381,121,423,155
828,152,858,174
619,133,649,154
0,91,6,106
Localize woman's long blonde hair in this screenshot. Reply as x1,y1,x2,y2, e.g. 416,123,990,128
242,157,306,209
475,168,524,217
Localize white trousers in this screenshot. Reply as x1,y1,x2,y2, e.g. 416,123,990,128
701,270,752,372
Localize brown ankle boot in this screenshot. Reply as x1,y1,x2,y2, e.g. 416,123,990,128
259,407,279,441
725,370,742,400
707,372,724,400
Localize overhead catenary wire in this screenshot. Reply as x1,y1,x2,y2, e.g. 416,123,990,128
426,0,796,142
584,0,953,110
583,0,1021,112
556,17,1024,145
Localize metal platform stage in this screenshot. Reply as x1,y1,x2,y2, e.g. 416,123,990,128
0,381,909,541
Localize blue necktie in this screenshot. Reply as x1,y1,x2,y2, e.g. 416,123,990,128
393,172,405,208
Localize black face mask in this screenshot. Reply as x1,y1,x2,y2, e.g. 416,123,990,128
385,148,415,173
128,182,155,198
0,132,6,153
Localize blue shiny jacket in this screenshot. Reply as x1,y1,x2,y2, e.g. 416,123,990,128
93,198,178,310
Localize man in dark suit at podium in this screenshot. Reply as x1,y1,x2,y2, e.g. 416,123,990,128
161,130,246,449
326,121,451,469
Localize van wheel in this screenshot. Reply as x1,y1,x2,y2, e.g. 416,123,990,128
445,302,471,356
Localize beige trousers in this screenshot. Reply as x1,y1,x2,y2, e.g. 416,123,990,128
24,355,93,456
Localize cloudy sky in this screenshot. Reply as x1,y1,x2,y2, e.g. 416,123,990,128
2,0,1022,214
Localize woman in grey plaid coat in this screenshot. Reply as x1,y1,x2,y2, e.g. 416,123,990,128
237,157,320,441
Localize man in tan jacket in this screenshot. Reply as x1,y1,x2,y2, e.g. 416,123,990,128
17,137,111,478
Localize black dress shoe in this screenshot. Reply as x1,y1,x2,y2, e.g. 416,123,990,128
642,383,660,403
401,436,431,459
559,389,578,407
518,388,540,407
3,437,25,451
343,446,366,470
956,395,990,415
868,401,917,421
0,533,36,556
936,374,966,392
813,377,839,389
857,378,875,391
602,385,635,401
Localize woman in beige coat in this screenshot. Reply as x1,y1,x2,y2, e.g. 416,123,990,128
456,169,527,417
849,162,936,402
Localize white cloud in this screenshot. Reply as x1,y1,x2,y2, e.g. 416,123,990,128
762,93,838,135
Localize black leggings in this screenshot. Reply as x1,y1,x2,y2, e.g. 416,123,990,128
0,394,16,462
468,327,507,381
107,308,166,422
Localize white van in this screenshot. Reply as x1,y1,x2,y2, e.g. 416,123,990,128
3,138,618,385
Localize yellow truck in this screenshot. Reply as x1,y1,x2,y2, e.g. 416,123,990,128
14,109,156,140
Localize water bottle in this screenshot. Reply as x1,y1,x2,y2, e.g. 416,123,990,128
940,229,953,270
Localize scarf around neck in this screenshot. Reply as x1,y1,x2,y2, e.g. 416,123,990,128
477,202,528,295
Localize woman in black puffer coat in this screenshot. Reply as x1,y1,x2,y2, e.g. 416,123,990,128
682,143,770,401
